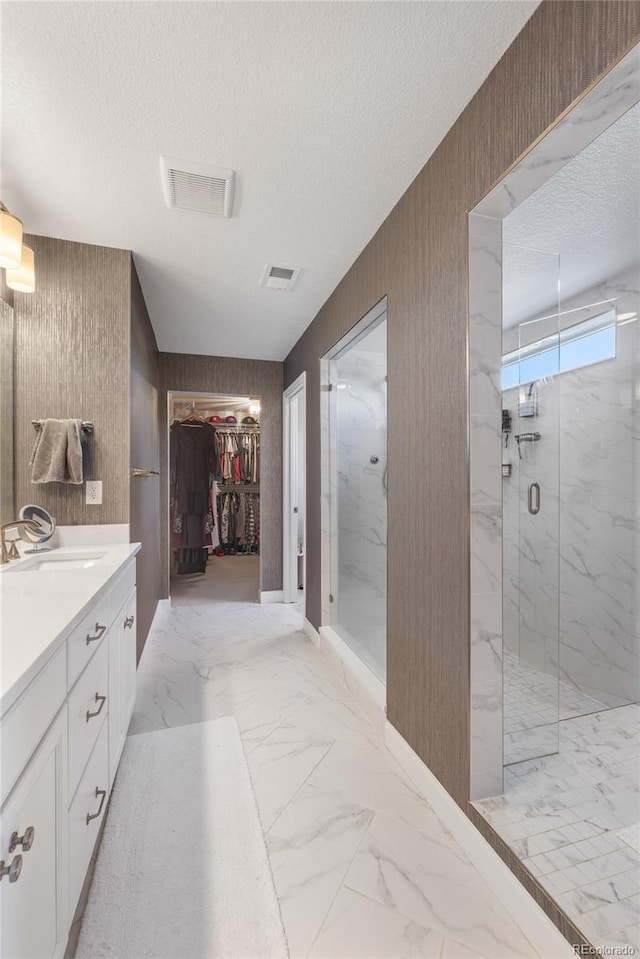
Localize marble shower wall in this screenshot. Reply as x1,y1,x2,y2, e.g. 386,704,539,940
558,320,639,707
502,268,640,708
333,335,388,681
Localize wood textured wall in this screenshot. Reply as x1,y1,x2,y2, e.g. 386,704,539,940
130,263,160,659
284,1,640,811
158,353,283,596
14,235,131,525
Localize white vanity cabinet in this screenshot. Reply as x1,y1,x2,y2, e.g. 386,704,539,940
0,548,139,959
108,571,137,787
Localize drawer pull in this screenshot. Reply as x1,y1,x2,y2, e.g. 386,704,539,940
0,855,22,883
86,788,107,825
86,693,107,722
124,615,135,629
9,827,35,853
86,623,107,645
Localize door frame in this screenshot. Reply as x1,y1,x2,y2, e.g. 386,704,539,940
283,372,306,607
319,295,388,631
466,42,640,802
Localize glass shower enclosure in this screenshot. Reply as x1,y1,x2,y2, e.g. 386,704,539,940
502,243,561,765
327,309,388,683
502,236,638,766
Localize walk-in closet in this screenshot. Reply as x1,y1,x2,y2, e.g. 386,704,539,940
168,391,261,603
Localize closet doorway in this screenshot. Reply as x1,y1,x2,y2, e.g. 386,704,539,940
167,391,261,605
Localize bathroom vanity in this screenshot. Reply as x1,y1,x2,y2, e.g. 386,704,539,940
0,543,141,959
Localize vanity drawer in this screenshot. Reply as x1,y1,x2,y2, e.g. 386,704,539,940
67,594,110,689
68,719,109,915
109,559,136,627
0,643,66,804
68,639,109,800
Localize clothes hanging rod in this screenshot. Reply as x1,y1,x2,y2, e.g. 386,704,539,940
32,419,94,433
213,424,260,431
171,421,259,432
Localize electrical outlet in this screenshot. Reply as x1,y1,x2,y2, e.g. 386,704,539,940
86,480,102,505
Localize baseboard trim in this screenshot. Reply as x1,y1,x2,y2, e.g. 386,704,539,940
384,723,574,959
303,618,321,647
318,625,386,732
260,590,284,604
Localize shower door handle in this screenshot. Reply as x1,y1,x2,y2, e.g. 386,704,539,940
528,482,540,515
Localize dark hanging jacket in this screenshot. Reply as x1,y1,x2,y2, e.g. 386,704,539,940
170,422,219,516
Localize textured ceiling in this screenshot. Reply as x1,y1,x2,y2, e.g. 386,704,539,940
1,1,538,360
503,101,640,328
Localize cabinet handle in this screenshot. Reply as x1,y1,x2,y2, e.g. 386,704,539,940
0,855,22,883
86,693,107,722
9,827,35,853
124,615,135,629
86,788,107,825
86,623,107,645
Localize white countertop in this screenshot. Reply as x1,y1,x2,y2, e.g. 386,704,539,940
0,543,141,718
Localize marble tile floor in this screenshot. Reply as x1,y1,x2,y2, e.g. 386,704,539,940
129,598,549,959
504,653,607,736
475,704,640,956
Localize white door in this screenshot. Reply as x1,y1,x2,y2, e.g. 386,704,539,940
283,374,306,605
0,713,67,959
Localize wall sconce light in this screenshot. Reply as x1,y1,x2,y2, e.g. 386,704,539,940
0,205,23,269
6,244,35,293
0,202,35,292
249,399,261,416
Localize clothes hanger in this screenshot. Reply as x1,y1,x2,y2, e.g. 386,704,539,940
175,404,208,426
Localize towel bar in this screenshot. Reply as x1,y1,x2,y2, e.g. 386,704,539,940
32,420,94,433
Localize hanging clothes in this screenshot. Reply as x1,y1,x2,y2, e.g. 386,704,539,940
211,425,260,484
170,421,219,574
216,490,260,554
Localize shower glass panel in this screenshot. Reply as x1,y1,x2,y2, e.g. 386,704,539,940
329,317,387,682
557,295,639,717
503,243,560,764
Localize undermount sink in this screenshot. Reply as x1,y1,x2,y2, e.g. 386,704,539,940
5,551,107,572
32,553,106,571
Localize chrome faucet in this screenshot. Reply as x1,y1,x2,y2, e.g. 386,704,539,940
0,521,40,565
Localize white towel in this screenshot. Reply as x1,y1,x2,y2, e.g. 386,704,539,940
30,419,84,484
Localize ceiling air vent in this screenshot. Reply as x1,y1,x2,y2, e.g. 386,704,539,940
160,156,235,217
261,263,302,292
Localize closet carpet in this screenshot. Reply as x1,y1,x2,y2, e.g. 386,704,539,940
75,718,288,959
171,553,260,605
